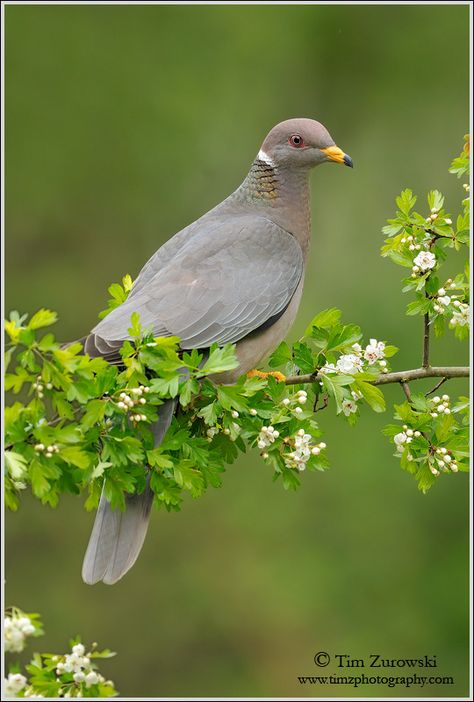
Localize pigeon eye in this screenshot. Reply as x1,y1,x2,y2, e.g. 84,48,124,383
289,134,304,148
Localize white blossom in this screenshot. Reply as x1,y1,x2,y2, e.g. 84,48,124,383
341,399,358,416
336,354,362,374
413,250,436,271
4,673,27,697
4,613,36,653
450,304,470,327
363,338,385,365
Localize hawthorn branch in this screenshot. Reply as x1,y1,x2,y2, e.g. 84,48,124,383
423,312,430,368
284,366,470,387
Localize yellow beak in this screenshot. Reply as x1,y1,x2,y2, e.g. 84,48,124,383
321,145,353,168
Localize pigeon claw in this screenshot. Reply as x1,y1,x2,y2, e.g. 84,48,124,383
247,369,286,382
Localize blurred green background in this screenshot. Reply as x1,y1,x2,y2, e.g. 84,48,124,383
5,4,470,698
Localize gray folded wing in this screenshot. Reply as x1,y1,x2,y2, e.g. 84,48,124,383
90,215,304,349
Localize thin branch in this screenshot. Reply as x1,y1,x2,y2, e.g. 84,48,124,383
423,311,430,368
425,377,447,397
284,366,470,387
401,381,412,402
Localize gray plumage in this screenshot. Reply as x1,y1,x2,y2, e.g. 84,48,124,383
82,399,176,585
82,118,352,584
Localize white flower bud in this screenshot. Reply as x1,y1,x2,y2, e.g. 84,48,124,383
442,394,449,401
297,429,305,436
412,266,420,273
444,408,451,414
437,287,446,296
35,443,45,452
249,408,257,416
449,282,456,290
408,244,415,251
262,452,269,459
231,410,239,418
223,428,230,435
444,218,452,225
443,454,452,463
401,237,406,243
46,382,53,390
430,412,438,418
140,414,147,422
74,672,86,683
451,463,459,472
319,442,327,449
117,401,126,410
294,407,303,415
45,452,53,458
414,431,421,437
431,207,439,214
437,404,445,413
437,460,445,468
407,454,413,461
440,447,447,454
406,429,413,437
311,447,320,455
432,396,441,403
273,430,280,438
257,440,266,449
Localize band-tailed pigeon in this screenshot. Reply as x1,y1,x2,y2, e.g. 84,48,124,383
82,118,352,585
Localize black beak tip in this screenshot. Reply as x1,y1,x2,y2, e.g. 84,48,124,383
343,154,354,168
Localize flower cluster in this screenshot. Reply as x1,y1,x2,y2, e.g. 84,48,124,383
4,673,27,697
281,388,308,416
5,612,37,653
55,643,104,690
429,394,451,418
34,442,60,458
116,385,150,422
322,339,387,376
431,446,459,476
257,425,280,450
284,429,326,472
393,425,422,460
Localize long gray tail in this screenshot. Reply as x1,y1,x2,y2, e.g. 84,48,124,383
82,398,176,585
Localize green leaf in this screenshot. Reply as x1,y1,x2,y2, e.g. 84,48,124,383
305,308,342,334
30,459,51,497
292,341,315,373
147,449,174,469
60,446,91,469
406,297,431,316
199,344,239,375
427,190,445,211
353,379,386,413
28,308,58,330
81,399,107,431
149,375,180,398
268,341,292,368
4,450,28,479
395,189,417,215
127,312,143,339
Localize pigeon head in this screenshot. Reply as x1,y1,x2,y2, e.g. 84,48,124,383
258,118,353,170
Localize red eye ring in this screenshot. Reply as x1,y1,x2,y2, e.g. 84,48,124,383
289,134,304,148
